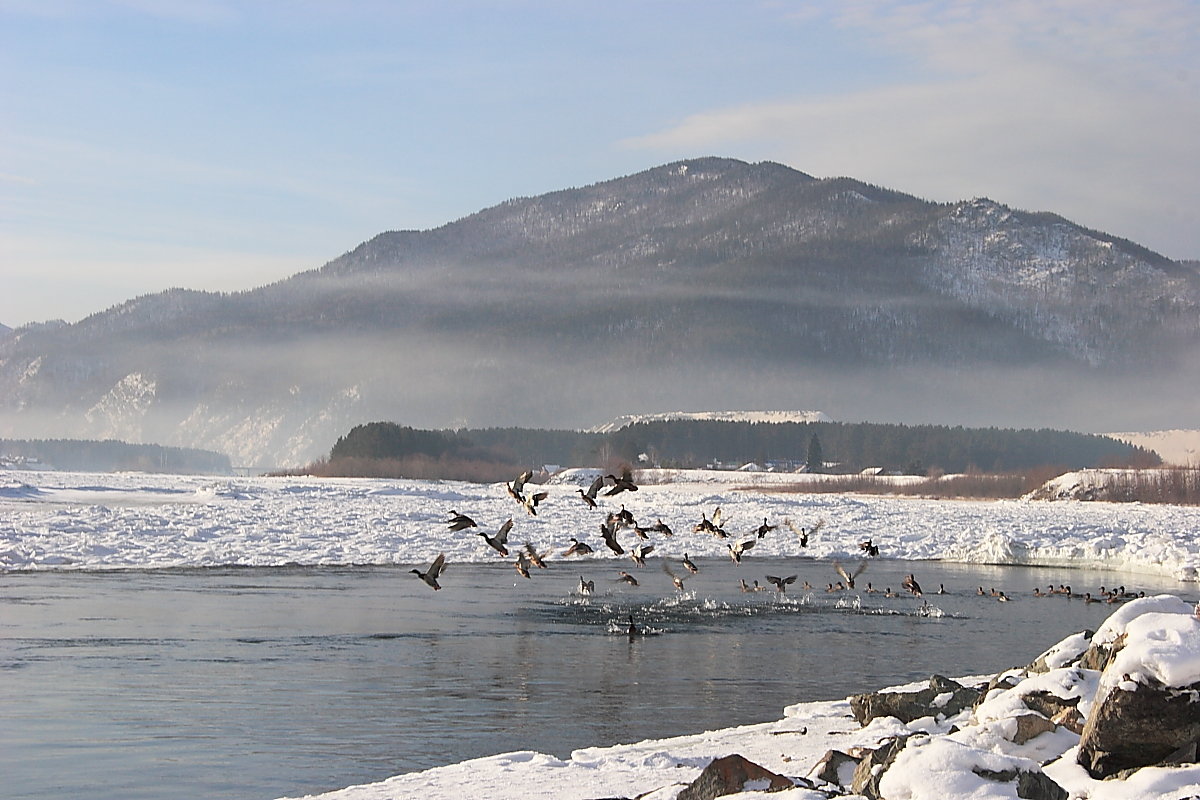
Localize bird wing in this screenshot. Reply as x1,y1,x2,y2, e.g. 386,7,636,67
513,470,532,494
740,539,756,553
712,506,724,527
428,553,446,579
586,475,605,498
496,518,513,544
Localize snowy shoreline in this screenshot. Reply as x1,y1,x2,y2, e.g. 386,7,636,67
280,596,1200,800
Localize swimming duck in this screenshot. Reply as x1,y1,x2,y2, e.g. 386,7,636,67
410,553,447,590
766,574,798,593
447,511,477,532
477,518,513,556
681,553,699,574
902,574,923,597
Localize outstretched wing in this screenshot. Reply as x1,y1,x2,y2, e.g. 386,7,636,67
428,552,447,579
496,518,513,545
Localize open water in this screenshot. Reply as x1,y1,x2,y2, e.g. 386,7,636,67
1,559,1192,800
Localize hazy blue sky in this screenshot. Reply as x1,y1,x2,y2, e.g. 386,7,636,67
3,0,1198,326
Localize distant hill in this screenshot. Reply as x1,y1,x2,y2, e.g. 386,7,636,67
1,157,1197,467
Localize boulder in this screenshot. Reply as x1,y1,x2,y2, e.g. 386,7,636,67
807,749,860,788
1020,690,1081,721
973,767,1068,800
1010,712,1058,745
850,674,981,725
850,736,910,800
1050,706,1085,735
675,754,794,800
1077,680,1200,778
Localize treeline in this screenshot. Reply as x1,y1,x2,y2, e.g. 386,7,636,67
603,420,1159,474
309,419,1157,480
0,438,232,475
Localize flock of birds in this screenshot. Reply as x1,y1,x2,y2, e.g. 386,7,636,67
410,470,1153,614
413,470,849,597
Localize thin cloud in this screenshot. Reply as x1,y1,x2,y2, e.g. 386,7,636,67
622,0,1200,258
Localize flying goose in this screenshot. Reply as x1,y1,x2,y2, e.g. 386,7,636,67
604,474,638,496
629,543,654,567
727,539,756,564
766,574,798,593
834,560,867,589
562,537,594,557
410,553,447,590
783,517,824,547
663,562,686,592
524,542,550,569
600,520,625,555
447,511,478,532
477,518,513,556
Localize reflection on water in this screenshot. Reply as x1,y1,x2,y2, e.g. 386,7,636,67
0,560,1193,800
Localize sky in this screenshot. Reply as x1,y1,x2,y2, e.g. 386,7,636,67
2,0,1198,327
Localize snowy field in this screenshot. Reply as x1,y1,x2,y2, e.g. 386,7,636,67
3,467,1200,800
3,467,1199,581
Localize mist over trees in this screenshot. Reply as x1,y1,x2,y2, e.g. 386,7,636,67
0,439,232,474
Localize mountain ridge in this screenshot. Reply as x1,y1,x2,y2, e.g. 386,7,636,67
2,157,1196,467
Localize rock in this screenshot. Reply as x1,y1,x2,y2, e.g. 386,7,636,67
850,736,910,800
674,754,794,800
1027,630,1093,673
1077,680,1200,778
1050,706,1085,735
850,674,981,725
1010,712,1058,744
973,767,1068,800
1078,632,1124,672
807,749,860,788
1020,690,1081,720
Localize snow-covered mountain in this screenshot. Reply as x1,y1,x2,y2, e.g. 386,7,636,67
2,158,1197,468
